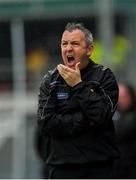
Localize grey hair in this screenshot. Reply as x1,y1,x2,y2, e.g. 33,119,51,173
64,22,93,46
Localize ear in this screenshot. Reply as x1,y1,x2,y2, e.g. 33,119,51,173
87,45,93,56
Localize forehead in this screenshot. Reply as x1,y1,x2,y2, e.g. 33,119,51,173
61,29,85,41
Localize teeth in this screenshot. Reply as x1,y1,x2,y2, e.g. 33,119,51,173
67,55,73,58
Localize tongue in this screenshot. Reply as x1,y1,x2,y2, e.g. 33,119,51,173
68,59,76,67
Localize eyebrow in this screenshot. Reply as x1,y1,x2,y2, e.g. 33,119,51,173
61,40,79,43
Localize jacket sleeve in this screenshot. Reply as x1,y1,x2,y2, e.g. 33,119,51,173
71,68,119,127
37,72,90,137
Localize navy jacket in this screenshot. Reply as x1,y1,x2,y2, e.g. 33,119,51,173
37,60,119,165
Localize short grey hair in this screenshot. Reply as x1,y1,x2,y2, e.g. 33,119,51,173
64,22,93,46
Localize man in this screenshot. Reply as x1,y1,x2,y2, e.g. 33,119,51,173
113,83,136,178
37,22,119,179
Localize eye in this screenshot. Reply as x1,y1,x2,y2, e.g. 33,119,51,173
72,42,79,46
61,42,67,47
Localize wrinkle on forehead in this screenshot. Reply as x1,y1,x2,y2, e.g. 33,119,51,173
62,29,85,41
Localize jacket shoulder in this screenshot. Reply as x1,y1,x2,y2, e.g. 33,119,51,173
93,63,108,72
43,67,57,79
93,63,115,78
42,67,59,84
90,62,110,81
91,62,118,91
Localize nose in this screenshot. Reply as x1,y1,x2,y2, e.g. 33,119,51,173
66,43,73,51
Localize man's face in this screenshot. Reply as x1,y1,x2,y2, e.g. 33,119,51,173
61,29,93,70
118,84,133,111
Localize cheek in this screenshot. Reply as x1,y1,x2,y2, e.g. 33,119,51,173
61,50,67,62
76,48,86,55
61,49,65,57
78,49,88,58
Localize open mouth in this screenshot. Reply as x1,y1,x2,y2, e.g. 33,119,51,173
67,55,76,67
